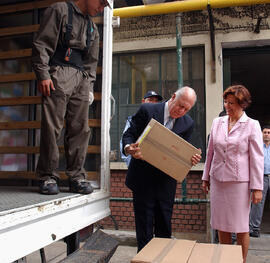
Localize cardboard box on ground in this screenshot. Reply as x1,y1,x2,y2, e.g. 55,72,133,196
137,119,201,182
131,238,243,263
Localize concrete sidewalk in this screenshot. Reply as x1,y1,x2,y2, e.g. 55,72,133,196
25,230,270,262
247,234,270,263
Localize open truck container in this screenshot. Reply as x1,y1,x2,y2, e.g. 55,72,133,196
0,1,114,262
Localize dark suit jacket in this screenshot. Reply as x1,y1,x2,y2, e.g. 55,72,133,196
122,101,194,194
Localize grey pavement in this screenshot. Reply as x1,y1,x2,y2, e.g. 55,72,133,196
25,230,270,263
25,230,137,263
25,241,137,263
109,245,137,263
247,234,270,263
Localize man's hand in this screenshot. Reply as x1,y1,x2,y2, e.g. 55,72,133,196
38,79,55,96
191,148,201,166
125,143,143,160
252,190,262,204
202,180,210,194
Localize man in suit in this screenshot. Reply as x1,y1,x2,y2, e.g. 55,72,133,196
122,86,201,251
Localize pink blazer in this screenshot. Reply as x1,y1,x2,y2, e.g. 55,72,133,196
202,112,264,190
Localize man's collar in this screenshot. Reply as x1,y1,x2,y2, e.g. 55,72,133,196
164,101,170,121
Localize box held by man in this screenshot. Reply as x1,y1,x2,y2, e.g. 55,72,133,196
137,118,201,182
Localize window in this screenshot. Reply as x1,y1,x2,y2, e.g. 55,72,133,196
111,47,206,162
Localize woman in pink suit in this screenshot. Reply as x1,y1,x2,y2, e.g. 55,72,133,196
202,85,264,263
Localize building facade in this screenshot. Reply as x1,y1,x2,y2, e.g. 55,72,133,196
101,2,270,241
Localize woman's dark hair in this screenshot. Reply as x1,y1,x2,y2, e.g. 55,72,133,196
223,85,251,110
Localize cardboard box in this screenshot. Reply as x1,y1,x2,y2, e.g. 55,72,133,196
131,238,243,263
137,118,201,182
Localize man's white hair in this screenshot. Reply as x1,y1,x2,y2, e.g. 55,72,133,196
175,86,197,104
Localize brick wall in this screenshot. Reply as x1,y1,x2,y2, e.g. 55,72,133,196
173,173,207,233
98,170,207,234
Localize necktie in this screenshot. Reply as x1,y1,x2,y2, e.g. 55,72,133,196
165,117,174,130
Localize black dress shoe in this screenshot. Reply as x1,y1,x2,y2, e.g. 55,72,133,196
249,230,260,238
39,178,59,195
69,179,93,194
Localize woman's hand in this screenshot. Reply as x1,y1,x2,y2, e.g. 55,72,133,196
251,190,262,204
202,180,210,194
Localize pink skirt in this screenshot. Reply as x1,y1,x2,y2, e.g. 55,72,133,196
210,177,251,233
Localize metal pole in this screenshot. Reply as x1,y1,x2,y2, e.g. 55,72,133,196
110,197,209,204
176,13,188,200
176,13,183,88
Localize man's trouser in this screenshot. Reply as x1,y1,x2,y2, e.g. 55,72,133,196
36,66,93,181
132,179,176,252
249,175,270,231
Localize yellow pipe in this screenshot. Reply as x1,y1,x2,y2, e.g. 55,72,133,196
113,0,270,18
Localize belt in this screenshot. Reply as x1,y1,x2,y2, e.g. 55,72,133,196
50,46,84,71
264,174,269,176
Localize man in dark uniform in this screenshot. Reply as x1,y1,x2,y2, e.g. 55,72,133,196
122,86,201,251
32,0,110,195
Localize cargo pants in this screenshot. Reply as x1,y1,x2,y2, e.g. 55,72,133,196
36,66,94,181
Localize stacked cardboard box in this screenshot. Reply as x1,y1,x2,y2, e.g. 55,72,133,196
131,238,242,263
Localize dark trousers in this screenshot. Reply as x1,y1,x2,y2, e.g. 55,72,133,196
132,182,176,252
249,175,270,231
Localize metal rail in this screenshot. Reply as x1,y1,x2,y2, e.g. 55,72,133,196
110,197,209,203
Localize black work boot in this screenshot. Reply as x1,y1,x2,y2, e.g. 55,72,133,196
39,178,59,195
69,179,93,194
